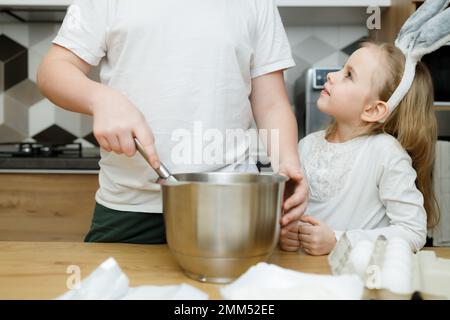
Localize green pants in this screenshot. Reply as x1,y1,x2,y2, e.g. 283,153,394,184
84,203,166,244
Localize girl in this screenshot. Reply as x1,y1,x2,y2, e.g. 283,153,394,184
280,41,439,255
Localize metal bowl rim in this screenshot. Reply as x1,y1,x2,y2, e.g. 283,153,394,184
161,172,288,187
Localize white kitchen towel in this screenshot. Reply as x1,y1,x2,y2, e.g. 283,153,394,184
220,263,364,300
432,141,450,246
58,257,208,300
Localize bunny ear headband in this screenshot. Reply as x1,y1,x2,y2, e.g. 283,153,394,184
384,0,450,120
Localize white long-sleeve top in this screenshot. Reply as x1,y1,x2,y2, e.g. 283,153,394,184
298,130,427,252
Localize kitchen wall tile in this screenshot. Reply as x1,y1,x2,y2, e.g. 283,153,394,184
74,137,96,148
285,54,310,85
286,26,313,47
0,34,28,91
29,34,54,56
28,98,56,137
341,36,367,56
28,48,43,82
312,26,341,50
291,36,336,65
313,51,349,69
0,93,4,124
28,23,59,47
80,115,94,138
3,50,28,91
32,124,77,144
83,132,99,147
55,108,83,137
0,123,25,143
337,25,368,50
2,23,29,47
5,79,43,107
0,63,3,93
285,55,309,103
3,94,29,137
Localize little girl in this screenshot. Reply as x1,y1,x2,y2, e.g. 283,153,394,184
280,41,439,255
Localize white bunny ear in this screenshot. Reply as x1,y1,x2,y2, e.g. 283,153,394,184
410,8,450,59
395,0,450,54
384,1,450,120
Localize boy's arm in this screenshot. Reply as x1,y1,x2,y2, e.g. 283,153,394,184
37,45,160,168
250,70,309,229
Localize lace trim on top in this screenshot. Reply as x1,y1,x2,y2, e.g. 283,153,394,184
302,131,366,201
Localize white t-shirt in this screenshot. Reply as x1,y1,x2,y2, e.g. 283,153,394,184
53,0,295,213
299,131,427,252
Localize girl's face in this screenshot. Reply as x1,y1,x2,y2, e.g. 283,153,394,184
317,47,382,125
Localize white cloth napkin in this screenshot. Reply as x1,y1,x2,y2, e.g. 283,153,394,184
220,263,364,300
58,257,208,300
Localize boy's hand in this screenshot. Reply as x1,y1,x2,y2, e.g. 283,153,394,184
91,86,160,169
298,216,336,256
279,162,309,227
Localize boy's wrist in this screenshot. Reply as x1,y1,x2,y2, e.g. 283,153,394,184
87,83,109,115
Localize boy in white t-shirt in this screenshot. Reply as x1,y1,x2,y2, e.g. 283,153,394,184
37,0,308,244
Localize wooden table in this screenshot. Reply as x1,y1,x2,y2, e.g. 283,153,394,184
0,242,449,300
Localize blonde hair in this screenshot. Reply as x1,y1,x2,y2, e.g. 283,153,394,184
326,41,439,228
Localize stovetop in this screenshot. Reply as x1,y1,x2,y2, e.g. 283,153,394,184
0,143,100,171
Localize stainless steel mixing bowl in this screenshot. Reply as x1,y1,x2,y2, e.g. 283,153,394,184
161,172,288,284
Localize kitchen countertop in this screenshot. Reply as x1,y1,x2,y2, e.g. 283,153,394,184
0,242,449,300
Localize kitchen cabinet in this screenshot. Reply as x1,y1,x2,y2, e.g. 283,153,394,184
0,173,98,242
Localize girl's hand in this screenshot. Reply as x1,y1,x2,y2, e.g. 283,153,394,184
91,86,160,169
279,220,301,252
298,216,337,256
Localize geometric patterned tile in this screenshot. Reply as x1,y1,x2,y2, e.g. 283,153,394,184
292,36,336,65
341,36,367,56
0,93,3,124
338,26,368,50
28,48,44,82
83,132,99,147
32,124,77,145
285,55,310,85
29,35,54,57
74,137,97,148
3,94,29,137
0,124,26,143
0,33,26,62
80,115,94,137
28,23,58,47
285,55,310,104
28,99,55,137
4,49,28,91
5,79,43,107
0,34,28,91
285,26,313,47
313,51,348,69
312,26,341,50
0,62,3,93
2,23,30,48
55,108,83,137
